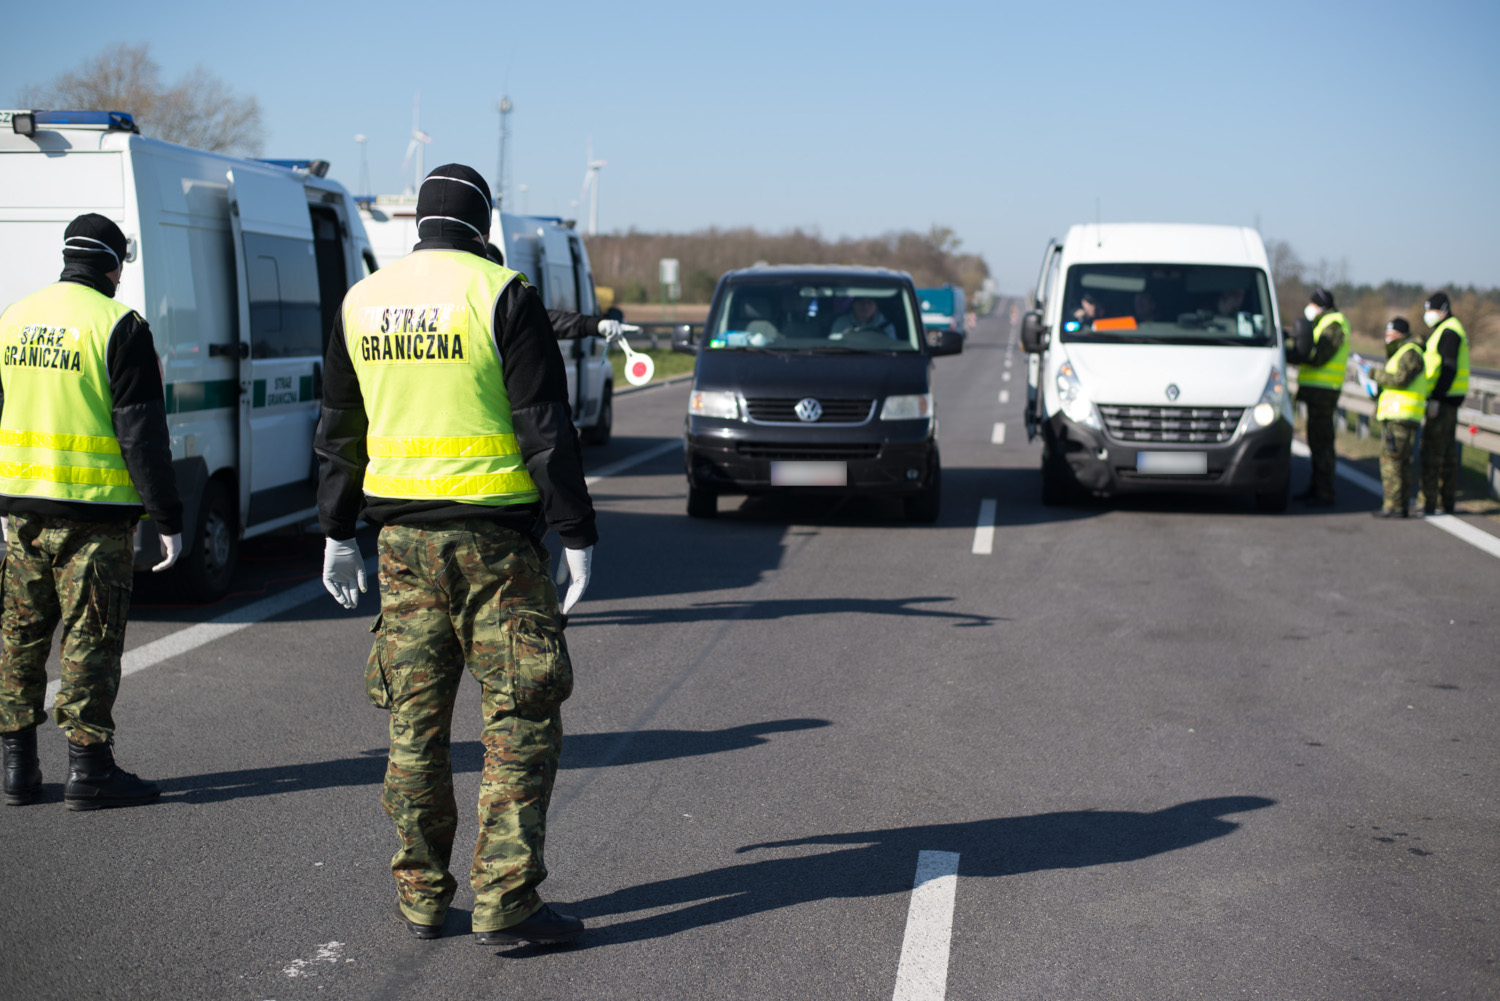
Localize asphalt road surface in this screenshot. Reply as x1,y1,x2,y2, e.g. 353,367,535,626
2,305,1497,1000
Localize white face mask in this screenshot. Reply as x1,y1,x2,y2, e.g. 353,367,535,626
1304,304,1320,322
1424,310,1444,329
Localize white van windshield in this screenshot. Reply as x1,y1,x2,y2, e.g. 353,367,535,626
1060,264,1275,347
708,278,922,353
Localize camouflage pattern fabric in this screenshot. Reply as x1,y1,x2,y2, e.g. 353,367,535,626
0,514,133,744
369,520,571,934
1419,400,1461,512
1299,386,1340,500
1378,419,1419,514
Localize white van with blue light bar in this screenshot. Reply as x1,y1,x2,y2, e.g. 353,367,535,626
0,109,378,598
1019,223,1293,511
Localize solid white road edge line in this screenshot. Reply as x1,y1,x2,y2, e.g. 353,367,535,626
892,850,961,1001
1291,439,1500,561
991,422,1006,445
972,499,996,555
43,440,688,708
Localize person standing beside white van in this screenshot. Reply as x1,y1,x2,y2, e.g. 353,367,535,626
1287,287,1348,507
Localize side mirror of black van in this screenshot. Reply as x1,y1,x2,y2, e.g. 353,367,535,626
671,324,698,355
1020,311,1047,353
928,331,964,356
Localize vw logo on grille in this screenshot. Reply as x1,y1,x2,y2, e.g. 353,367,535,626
1165,383,1180,402
794,397,823,422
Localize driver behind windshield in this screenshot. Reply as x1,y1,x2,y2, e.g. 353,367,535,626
831,296,896,339
1215,286,1247,317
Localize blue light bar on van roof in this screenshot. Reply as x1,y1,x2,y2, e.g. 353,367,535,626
32,110,138,132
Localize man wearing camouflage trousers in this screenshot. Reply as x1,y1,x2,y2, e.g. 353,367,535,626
314,165,595,946
1362,317,1431,518
0,214,183,810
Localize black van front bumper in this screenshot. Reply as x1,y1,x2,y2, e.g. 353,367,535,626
685,417,937,496
1045,412,1291,496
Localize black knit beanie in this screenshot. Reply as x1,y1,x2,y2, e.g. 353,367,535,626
1424,291,1451,313
1385,316,1410,335
415,164,492,242
1309,287,1335,309
62,213,128,272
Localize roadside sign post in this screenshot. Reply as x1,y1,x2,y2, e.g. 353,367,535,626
660,257,680,321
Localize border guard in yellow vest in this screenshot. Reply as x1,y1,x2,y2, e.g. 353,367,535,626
1288,287,1348,507
314,165,596,947
1362,317,1431,518
0,214,183,810
1418,291,1469,514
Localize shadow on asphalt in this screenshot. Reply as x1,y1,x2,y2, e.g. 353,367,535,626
569,596,1000,629
564,796,1277,947
151,719,830,803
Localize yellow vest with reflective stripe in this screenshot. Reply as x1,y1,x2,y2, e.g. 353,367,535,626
1375,341,1430,422
0,282,142,505
1423,316,1469,399
1297,311,1351,390
343,250,540,506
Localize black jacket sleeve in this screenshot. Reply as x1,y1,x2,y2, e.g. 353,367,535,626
313,311,369,541
547,310,601,340
1286,316,1314,365
107,312,183,535
1429,328,1461,400
499,283,597,549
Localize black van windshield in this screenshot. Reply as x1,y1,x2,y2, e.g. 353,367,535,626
707,279,922,353
1060,264,1275,347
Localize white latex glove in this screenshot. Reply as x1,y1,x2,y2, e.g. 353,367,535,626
151,532,183,572
560,545,593,615
596,319,641,342
322,537,366,610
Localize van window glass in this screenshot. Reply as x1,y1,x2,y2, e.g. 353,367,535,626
568,236,595,315
707,278,922,353
309,205,348,354
1059,264,1274,347
244,233,321,358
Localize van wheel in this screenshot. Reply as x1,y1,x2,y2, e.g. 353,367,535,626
175,479,238,602
1254,487,1289,513
903,458,942,523
582,384,613,446
1040,444,1077,506
687,484,717,518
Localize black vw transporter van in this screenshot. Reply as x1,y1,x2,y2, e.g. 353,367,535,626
675,265,960,521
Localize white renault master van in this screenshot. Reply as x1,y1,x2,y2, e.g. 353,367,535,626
0,109,377,597
1020,224,1292,511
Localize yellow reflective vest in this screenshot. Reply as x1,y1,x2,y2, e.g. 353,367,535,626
1375,341,1431,423
1297,311,1351,390
0,282,142,505
1423,316,1469,400
343,250,540,506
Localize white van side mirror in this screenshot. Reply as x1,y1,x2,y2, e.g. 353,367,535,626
1020,311,1048,353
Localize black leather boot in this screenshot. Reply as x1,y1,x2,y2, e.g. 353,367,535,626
474,902,584,946
2,727,42,806
63,739,160,811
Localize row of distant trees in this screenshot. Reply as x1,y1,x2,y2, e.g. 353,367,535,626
585,225,992,305
1267,239,1498,365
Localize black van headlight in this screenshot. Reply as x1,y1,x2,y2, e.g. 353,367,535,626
881,394,931,420
689,390,740,420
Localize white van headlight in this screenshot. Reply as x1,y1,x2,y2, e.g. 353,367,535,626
881,393,931,421
1055,361,1100,429
689,390,740,420
1250,367,1288,428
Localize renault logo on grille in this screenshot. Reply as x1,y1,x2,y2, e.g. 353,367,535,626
1165,383,1180,402
794,397,823,422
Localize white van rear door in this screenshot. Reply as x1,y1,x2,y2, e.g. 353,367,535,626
226,168,322,535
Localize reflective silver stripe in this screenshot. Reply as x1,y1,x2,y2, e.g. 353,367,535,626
63,236,121,268
416,214,483,238
418,173,490,203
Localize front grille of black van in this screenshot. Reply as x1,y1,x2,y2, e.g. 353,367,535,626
736,442,881,461
1097,404,1242,444
744,397,875,425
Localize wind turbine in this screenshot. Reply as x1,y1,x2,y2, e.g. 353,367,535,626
578,138,607,236
401,91,432,194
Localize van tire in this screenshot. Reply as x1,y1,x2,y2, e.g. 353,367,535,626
1254,487,1289,514
582,384,613,446
175,479,238,602
903,458,942,523
1040,446,1077,506
687,484,717,519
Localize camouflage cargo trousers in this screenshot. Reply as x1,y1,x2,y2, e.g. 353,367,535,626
1419,400,1461,512
1378,419,1419,514
0,514,134,745
367,520,572,934
1299,387,1340,500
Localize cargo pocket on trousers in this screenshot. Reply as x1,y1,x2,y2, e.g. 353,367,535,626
507,610,573,714
87,565,130,648
365,613,393,710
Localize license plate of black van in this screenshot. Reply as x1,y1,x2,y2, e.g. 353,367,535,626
770,461,847,486
1135,451,1208,475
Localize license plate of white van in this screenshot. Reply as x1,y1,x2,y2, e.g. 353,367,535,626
771,461,847,486
1135,451,1208,475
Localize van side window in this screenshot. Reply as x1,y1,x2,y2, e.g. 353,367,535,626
568,236,595,315
245,233,321,358
309,206,348,354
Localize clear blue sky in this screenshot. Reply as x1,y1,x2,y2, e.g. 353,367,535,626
5,0,1497,291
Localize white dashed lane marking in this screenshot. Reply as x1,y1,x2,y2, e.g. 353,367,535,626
998,389,1009,404
971,499,996,555
1001,371,1011,382
892,850,961,1000
991,422,1006,445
